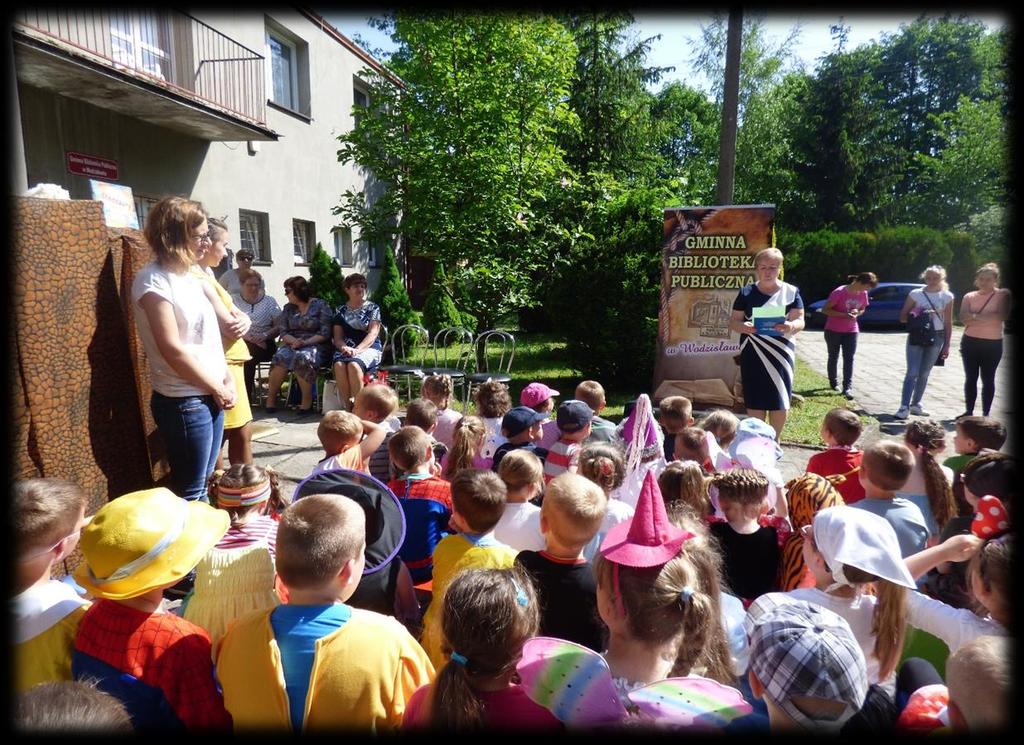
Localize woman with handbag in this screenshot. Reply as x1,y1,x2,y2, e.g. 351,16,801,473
895,265,954,419
958,263,1011,417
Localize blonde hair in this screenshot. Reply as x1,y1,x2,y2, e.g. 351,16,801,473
709,468,769,506
698,409,739,448
920,264,949,291
497,448,544,494
578,443,626,495
658,461,710,518
753,247,784,267
474,380,512,419
143,196,208,272
355,382,399,419
276,495,365,589
450,469,507,533
208,463,287,523
388,426,434,472
422,374,455,409
838,565,907,681
13,479,87,554
974,262,1000,285
541,473,607,551
575,380,606,411
444,416,487,479
946,635,1010,732
318,410,363,453
658,396,693,427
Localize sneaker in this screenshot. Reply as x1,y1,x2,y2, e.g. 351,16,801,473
830,381,840,393
842,389,854,400
909,404,929,416
894,406,910,419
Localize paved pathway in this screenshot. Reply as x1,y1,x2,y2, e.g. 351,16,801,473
794,326,1013,455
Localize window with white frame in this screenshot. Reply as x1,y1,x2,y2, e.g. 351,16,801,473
133,195,158,230
293,219,315,263
359,237,381,268
334,227,353,266
353,85,368,127
110,11,170,80
239,210,270,262
267,29,299,111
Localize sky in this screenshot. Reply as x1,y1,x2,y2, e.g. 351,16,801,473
321,10,1008,93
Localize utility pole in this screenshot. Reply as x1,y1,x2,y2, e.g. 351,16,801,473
715,8,742,206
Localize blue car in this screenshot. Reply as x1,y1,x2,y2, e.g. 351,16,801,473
807,282,924,328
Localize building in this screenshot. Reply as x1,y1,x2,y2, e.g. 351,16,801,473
10,7,399,303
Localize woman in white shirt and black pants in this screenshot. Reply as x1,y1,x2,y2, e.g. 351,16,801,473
895,265,955,420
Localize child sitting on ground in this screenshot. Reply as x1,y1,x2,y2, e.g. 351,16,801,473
748,506,916,696
897,419,956,543
806,408,866,504
387,426,453,585
404,397,448,466
13,478,90,693
658,460,711,519
515,473,607,651
612,394,667,509
543,400,593,483
674,427,714,472
420,470,520,668
698,408,739,451
312,409,386,476
441,415,490,476
852,440,929,557
521,382,561,450
352,382,401,482
475,380,513,461
215,494,433,731
777,473,845,592
494,449,546,551
943,415,1007,512
946,635,1010,732
402,568,561,730
15,680,133,733
491,406,549,472
183,464,287,650
658,395,694,461
577,443,635,562
746,600,869,732
576,379,617,444
422,374,462,450
72,488,231,730
707,468,792,605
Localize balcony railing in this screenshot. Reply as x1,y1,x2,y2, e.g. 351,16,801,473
14,8,266,126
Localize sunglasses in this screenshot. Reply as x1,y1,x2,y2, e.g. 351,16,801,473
237,254,254,261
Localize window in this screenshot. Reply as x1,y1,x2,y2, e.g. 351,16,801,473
267,32,298,110
239,210,270,262
353,86,368,127
334,227,353,266
361,238,381,268
110,11,169,80
292,219,315,263
133,195,158,230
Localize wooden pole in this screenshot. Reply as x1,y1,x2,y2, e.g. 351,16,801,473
715,8,742,206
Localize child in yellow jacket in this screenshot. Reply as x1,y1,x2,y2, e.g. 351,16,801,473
215,494,433,733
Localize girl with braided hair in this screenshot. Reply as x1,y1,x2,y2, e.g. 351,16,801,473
897,419,956,542
401,567,560,731
577,442,635,562
707,468,792,606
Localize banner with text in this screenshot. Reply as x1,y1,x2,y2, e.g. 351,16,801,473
653,205,775,404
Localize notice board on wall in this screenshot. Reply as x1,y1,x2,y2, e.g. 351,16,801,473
653,205,776,406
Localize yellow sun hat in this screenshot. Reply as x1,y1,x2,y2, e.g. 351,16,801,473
75,488,229,600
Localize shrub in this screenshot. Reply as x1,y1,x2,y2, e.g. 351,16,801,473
308,243,346,310
422,262,467,341
374,243,417,330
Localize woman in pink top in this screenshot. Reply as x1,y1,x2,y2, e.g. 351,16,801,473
959,263,1011,417
821,272,878,399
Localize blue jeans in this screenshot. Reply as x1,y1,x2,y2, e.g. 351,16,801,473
150,392,224,502
900,337,944,407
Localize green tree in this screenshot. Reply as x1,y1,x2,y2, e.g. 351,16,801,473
335,12,582,332
649,82,719,204
421,262,465,337
373,243,416,330
308,243,345,310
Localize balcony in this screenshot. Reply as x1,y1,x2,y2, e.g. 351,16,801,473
13,8,277,141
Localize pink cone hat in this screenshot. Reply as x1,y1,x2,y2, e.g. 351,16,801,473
600,469,693,567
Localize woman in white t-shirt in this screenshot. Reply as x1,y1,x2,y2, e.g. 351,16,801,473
132,197,238,502
895,265,955,419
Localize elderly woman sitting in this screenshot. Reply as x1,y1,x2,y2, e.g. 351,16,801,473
264,276,332,415
332,273,383,411
231,267,282,405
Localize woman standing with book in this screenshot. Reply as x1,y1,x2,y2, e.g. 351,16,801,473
729,248,805,440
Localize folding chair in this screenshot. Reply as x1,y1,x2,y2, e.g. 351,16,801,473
422,326,474,404
463,329,516,410
378,323,430,402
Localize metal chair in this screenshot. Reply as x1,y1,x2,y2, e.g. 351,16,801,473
378,323,430,402
422,326,474,403
463,330,516,410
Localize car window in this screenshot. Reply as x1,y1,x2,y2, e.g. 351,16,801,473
869,287,901,302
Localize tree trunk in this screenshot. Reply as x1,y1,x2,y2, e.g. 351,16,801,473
716,9,742,206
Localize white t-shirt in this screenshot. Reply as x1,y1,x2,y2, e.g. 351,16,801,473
493,502,545,552
131,262,226,397
905,590,1007,654
582,498,635,563
432,408,462,450
908,288,955,332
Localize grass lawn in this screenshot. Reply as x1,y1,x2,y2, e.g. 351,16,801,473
439,331,872,446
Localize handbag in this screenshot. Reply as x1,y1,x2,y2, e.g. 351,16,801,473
907,292,940,346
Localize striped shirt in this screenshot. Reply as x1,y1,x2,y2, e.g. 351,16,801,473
214,517,278,559
543,438,581,483
231,291,282,343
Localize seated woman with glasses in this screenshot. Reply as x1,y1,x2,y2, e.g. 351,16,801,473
263,276,332,416
218,247,264,296
231,267,282,405
331,273,384,411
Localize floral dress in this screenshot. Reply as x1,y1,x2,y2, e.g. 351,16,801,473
270,298,332,383
331,301,383,372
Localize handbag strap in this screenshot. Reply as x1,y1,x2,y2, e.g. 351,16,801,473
972,292,996,315
922,290,939,313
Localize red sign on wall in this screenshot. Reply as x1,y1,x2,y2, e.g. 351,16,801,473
66,151,119,181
